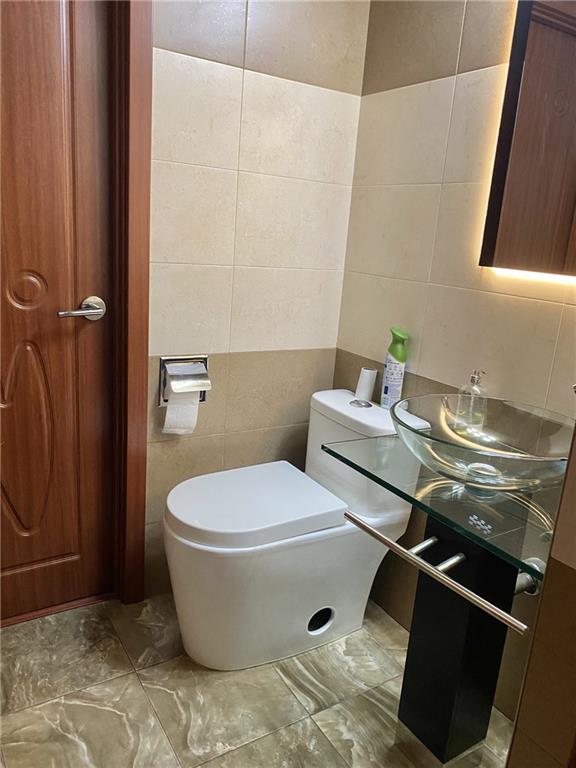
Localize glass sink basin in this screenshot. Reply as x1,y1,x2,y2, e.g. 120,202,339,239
391,394,574,491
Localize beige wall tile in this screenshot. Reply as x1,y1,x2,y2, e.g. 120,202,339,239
149,264,233,355
145,522,172,596
362,1,465,95
146,435,225,523
430,183,568,303
443,65,508,183
153,1,247,67
333,348,456,405
148,354,229,442
337,272,427,367
235,173,351,270
354,77,454,185
152,49,242,168
346,185,441,281
458,1,516,74
239,70,359,184
546,306,576,418
225,349,335,433
245,1,369,95
223,424,308,471
418,285,563,405
150,161,237,265
230,267,343,352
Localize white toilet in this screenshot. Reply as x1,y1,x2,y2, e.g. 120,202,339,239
164,389,417,670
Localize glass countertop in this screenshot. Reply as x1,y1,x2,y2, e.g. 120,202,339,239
322,435,562,581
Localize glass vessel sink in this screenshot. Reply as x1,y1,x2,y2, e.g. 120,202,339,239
391,394,574,491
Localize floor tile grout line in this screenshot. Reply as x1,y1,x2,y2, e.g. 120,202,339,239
133,672,184,768
0,668,138,721
103,605,139,675
193,714,311,768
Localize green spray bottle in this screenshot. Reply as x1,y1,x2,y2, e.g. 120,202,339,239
381,327,409,408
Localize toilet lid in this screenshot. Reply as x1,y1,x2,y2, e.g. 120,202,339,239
165,461,348,548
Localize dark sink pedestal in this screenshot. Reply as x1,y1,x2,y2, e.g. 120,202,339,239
398,516,519,763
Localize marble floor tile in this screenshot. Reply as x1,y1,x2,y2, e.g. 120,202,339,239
0,604,132,714
363,600,410,651
275,628,403,715
138,655,306,767
106,592,183,669
1,673,178,768
484,707,514,763
202,718,348,768
314,679,506,768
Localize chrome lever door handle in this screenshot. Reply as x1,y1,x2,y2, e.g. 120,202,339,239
58,295,106,321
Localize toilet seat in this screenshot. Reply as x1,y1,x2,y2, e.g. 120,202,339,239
166,461,348,549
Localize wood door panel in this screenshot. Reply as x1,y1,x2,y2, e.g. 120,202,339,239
1,0,114,617
1,1,79,570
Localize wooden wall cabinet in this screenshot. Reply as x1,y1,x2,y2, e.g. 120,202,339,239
481,1,576,276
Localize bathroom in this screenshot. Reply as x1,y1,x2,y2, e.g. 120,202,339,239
1,0,576,765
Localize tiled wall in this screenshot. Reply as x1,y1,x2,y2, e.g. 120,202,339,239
146,1,369,593
337,0,576,418
334,0,575,722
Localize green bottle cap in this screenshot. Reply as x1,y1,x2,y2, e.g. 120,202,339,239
388,326,409,364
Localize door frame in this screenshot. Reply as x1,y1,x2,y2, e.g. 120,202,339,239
111,0,152,605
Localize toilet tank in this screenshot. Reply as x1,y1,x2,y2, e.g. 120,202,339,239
305,390,417,525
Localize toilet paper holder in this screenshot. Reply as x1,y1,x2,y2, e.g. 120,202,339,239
158,355,212,406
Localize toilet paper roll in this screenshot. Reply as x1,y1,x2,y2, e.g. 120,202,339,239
162,390,200,435
355,367,377,402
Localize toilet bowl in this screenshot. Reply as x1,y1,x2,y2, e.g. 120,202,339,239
164,389,418,670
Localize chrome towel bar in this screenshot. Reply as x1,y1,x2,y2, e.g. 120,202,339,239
345,510,528,635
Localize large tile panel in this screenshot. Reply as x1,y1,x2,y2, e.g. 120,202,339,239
150,161,237,265
458,1,516,74
106,593,183,670
245,1,369,95
346,184,441,281
337,272,428,366
225,349,335,432
354,77,454,185
152,49,242,168
153,0,247,67
517,639,576,766
240,70,359,184
223,424,308,471
275,629,402,715
230,267,343,351
546,305,576,417
146,434,225,523
430,183,569,303
235,172,351,270
149,263,233,355
362,1,465,95
202,718,348,768
313,679,505,768
138,655,306,767
1,674,178,768
444,65,508,183
418,285,563,405
0,605,131,714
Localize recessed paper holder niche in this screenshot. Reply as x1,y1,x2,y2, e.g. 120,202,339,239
158,355,211,406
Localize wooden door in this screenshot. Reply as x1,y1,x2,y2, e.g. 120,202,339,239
1,0,115,619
